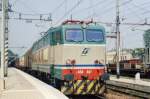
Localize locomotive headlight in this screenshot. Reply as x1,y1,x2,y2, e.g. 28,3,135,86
66,59,71,65
94,60,103,64
71,59,76,65
66,59,76,65
94,60,99,64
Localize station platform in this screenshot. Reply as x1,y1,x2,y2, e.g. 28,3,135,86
110,75,150,86
0,68,68,99
106,75,150,98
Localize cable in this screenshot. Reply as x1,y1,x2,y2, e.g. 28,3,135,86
12,8,52,16
140,1,150,6
12,11,43,16
11,0,67,16
51,0,66,14
83,0,111,12
119,0,150,25
84,0,115,19
73,0,113,16
11,0,69,16
54,0,84,25
94,0,134,21
11,0,20,7
131,2,150,15
17,0,39,15
121,3,143,20
120,1,150,23
120,0,133,6
8,17,51,21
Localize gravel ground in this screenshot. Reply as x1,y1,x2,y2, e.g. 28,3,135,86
104,90,140,99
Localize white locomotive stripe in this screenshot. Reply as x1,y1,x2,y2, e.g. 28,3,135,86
32,44,106,54
63,44,106,46
54,67,105,69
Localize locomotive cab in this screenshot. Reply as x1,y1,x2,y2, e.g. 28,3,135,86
52,21,107,94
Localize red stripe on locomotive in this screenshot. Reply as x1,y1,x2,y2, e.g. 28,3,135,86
62,68,105,80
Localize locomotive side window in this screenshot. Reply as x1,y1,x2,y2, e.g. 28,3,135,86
39,40,43,48
43,37,46,46
53,31,61,44
66,29,83,42
45,35,49,46
86,30,104,42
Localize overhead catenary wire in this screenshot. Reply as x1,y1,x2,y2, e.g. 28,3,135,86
11,0,51,16
11,0,20,7
121,3,143,20
138,1,150,7
10,0,150,25
51,0,66,15
10,0,142,24
94,0,134,20
131,2,150,15
75,0,114,19
54,0,84,25
119,0,150,29
120,0,133,6
10,0,71,18
10,0,150,21
77,0,113,14
8,17,51,21
14,0,66,16
16,0,39,15
120,4,143,31
12,9,53,16
84,0,115,20
94,0,149,31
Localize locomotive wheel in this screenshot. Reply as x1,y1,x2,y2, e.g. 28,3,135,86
54,78,62,90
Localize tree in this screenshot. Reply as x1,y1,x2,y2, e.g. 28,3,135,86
132,48,145,60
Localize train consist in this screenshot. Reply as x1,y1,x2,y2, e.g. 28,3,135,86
18,20,107,95
107,59,150,78
107,29,150,78
107,59,142,76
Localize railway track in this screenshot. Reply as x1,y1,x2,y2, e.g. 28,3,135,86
106,76,150,98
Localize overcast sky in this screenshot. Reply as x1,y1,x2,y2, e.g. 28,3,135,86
8,0,150,55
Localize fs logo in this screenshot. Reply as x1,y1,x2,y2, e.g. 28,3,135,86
81,48,90,55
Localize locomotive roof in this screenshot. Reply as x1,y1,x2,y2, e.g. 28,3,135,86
30,22,105,52
36,23,105,42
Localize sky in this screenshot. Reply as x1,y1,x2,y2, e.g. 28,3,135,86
7,0,150,56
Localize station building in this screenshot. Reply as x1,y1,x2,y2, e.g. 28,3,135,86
106,49,133,64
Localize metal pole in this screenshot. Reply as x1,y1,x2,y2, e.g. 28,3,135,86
116,0,120,78
1,0,7,90
4,0,9,77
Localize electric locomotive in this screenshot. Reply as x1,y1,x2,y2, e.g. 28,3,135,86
26,20,107,95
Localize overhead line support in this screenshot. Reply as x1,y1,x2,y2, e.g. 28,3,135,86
1,0,8,90
116,0,120,79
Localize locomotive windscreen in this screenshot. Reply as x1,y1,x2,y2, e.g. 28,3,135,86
65,29,83,42
86,30,104,42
